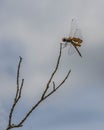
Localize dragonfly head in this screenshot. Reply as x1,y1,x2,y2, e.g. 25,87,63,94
62,38,67,42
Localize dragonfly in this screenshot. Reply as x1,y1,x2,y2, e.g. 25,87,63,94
62,19,83,57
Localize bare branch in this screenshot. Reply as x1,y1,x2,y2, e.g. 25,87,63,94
44,69,71,99
15,45,71,127
16,56,22,100
6,56,24,130
16,99,43,126
6,43,71,130
12,43,63,126
17,68,71,126
16,79,24,102
55,69,71,90
41,43,63,99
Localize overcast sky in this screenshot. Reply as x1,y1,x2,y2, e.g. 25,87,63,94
0,0,104,130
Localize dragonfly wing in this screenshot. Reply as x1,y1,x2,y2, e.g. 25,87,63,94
68,43,76,55
74,28,82,39
69,19,78,37
69,19,83,40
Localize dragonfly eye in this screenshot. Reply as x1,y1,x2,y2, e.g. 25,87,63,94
62,38,67,42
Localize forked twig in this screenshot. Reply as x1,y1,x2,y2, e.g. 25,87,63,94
41,43,63,99
6,43,71,130
6,57,24,130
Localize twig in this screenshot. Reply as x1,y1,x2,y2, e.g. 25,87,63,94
14,43,63,126
16,68,71,127
41,43,63,99
44,69,71,99
6,43,71,130
53,81,55,90
6,56,24,130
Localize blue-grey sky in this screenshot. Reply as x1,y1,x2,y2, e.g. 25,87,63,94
0,0,104,130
